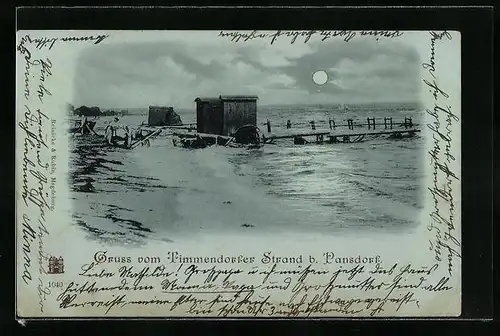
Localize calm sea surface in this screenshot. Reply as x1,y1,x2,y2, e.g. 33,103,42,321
69,103,425,245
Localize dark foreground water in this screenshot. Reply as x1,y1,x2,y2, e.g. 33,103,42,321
69,103,425,246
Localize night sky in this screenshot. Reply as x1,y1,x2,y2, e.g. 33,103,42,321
73,31,421,109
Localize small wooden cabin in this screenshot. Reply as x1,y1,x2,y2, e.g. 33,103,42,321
195,95,258,136
148,106,182,126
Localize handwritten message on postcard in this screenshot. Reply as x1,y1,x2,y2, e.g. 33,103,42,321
16,30,461,318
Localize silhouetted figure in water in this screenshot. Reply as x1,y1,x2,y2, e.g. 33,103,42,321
80,116,88,135
110,117,120,135
104,117,122,145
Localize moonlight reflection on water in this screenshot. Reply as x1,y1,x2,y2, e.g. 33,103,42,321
69,104,425,246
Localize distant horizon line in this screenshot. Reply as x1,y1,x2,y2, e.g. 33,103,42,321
72,101,422,111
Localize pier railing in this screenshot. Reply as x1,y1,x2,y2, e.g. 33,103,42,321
260,117,420,144
262,117,417,133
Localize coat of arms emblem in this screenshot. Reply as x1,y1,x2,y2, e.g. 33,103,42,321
48,256,64,274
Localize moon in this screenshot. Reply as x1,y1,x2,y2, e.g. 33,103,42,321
312,70,328,85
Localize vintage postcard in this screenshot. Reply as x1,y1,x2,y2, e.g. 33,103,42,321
16,30,461,318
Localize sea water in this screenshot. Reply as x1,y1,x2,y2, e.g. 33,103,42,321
69,103,425,246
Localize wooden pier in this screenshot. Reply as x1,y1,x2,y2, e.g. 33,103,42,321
79,113,421,150
261,117,420,145
263,129,420,144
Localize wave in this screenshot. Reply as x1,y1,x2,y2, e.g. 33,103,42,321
68,105,425,244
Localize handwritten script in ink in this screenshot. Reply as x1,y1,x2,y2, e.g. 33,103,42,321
16,32,110,313
51,251,453,317
22,34,109,51
422,31,461,276
218,30,404,44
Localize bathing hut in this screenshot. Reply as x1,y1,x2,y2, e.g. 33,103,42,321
194,95,258,136
148,106,182,126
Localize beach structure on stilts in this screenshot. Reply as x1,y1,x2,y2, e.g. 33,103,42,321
172,95,261,149
148,106,184,126
195,95,258,136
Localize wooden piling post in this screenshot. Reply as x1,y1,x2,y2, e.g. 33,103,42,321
347,119,353,130
267,119,271,133
404,117,412,129
367,117,376,130
384,117,388,129
330,118,336,129
390,117,393,129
